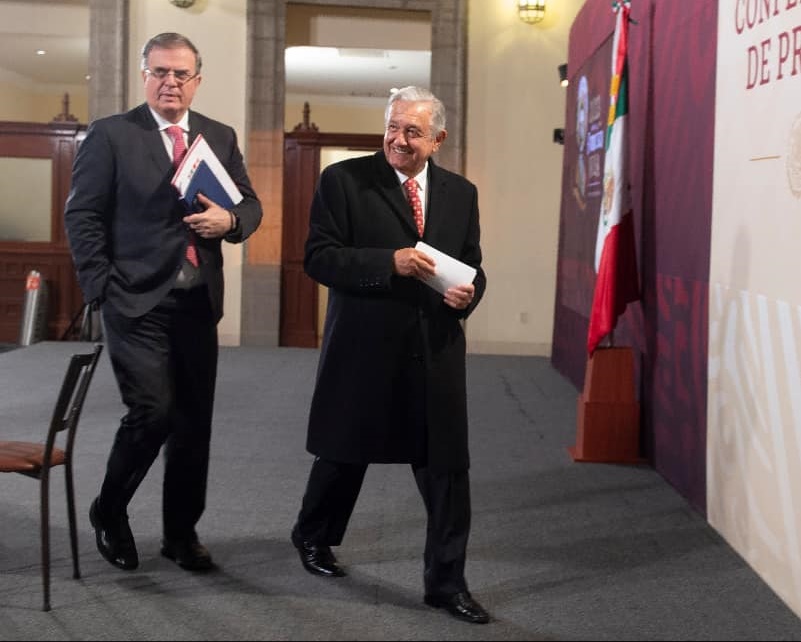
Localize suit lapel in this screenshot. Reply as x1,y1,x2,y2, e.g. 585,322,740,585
372,151,419,237
187,112,201,149
133,104,172,175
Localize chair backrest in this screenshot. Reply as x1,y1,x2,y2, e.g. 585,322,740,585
43,344,103,466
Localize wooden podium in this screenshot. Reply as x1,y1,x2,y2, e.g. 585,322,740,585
569,346,643,463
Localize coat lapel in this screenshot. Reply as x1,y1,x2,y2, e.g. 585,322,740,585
423,160,448,239
372,151,419,237
133,104,172,175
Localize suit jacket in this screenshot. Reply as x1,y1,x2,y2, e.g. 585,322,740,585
304,151,486,471
64,103,262,323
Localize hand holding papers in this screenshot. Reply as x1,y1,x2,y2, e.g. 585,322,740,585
171,134,243,212
414,241,477,295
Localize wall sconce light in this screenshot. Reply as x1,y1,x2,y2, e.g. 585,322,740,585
518,1,546,24
170,0,196,7
558,63,568,87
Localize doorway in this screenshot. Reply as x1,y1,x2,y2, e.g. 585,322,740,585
278,3,432,347
243,0,466,347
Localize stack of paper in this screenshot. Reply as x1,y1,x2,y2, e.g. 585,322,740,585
414,241,477,294
171,133,243,212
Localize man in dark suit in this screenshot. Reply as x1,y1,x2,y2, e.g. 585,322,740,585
290,86,489,624
64,32,262,573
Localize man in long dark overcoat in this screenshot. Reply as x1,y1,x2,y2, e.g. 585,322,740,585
290,86,489,625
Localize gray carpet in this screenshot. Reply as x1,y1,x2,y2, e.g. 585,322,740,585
0,341,799,641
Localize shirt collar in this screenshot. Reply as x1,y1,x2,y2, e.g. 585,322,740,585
395,162,428,193
150,107,190,132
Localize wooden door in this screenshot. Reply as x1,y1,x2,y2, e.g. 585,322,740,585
280,131,382,347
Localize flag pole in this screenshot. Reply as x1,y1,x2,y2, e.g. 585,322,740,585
569,0,641,464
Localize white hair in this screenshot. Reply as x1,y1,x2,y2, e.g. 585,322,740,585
385,86,446,137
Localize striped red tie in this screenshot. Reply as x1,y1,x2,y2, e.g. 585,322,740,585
403,178,424,238
166,125,199,267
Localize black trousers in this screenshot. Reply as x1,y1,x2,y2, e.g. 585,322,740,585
98,288,218,541
295,457,472,597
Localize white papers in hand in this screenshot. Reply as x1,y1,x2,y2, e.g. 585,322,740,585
414,241,477,295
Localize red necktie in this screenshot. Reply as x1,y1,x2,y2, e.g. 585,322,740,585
403,178,424,238
166,125,199,267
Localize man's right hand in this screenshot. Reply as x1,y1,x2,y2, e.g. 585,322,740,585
393,247,436,280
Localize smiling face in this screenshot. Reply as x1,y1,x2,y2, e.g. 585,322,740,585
142,45,201,123
383,100,447,178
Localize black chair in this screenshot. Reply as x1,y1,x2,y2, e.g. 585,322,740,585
0,344,103,611
60,301,102,342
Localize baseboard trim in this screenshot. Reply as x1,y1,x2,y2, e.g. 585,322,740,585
467,340,551,357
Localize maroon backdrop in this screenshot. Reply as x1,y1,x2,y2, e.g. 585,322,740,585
551,0,717,513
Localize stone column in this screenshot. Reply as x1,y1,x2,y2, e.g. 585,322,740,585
88,0,128,121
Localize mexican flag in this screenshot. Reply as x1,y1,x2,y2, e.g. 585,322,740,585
587,0,639,355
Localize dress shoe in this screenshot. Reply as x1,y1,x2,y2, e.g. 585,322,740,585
161,536,215,571
89,497,139,570
424,591,491,624
291,529,346,577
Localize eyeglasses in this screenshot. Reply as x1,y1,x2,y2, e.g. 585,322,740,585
144,67,199,84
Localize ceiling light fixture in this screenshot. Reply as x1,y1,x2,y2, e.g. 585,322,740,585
518,1,546,24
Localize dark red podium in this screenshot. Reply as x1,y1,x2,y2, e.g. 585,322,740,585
569,346,643,463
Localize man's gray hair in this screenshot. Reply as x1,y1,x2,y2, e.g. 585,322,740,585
141,32,202,74
385,86,446,137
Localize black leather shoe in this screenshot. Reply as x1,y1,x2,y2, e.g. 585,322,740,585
89,497,138,570
291,529,346,577
161,537,215,571
424,591,490,624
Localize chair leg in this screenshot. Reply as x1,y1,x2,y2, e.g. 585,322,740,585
40,472,51,612
65,462,80,579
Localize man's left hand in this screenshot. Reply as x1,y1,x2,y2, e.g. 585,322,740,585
183,193,232,238
444,284,475,310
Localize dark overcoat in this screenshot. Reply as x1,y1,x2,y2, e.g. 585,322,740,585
304,151,486,472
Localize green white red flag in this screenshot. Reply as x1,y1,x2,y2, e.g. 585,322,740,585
587,0,639,355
